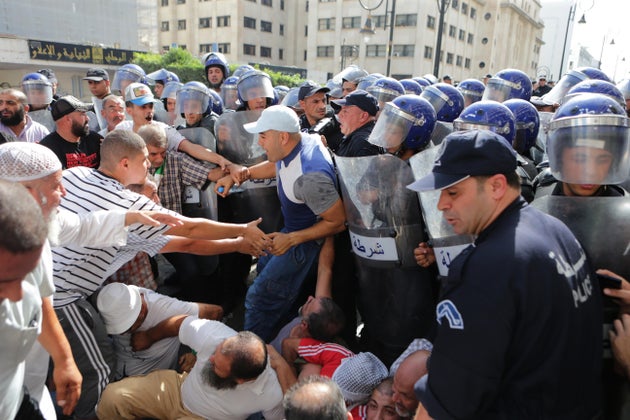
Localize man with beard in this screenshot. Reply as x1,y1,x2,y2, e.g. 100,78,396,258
97,317,286,419
0,88,50,143
0,142,181,420
40,96,103,169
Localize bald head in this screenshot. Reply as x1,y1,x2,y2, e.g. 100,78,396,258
392,350,430,417
284,376,350,420
221,331,268,381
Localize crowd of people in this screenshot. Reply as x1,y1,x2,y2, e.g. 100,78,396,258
2,52,630,420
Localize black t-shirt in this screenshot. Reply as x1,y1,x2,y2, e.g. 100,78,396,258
39,131,102,169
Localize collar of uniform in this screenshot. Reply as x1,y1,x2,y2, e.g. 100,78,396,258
474,196,526,246
279,135,304,168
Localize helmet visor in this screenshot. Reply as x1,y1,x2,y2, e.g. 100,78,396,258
176,88,210,115
238,75,274,102
481,78,515,102
22,82,53,106
368,103,416,148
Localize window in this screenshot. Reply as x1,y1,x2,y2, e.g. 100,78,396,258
446,52,454,64
217,16,230,27
319,0,336,2
176,0,185,3
161,21,169,31
218,43,230,54
449,25,456,37
305,25,308,36
373,15,387,28
427,15,435,29
341,45,358,57
484,12,492,20
318,18,335,30
305,1,309,11
481,37,488,45
439,51,443,62
317,46,334,57
395,14,417,27
479,61,486,69
261,20,272,32
470,7,476,18
366,45,386,57
467,33,474,44
456,55,463,66
342,17,361,29
261,46,272,58
280,0,284,10
244,44,256,55
161,0,168,6
279,24,284,35
162,45,169,53
461,2,468,14
465,58,471,68
261,0,272,5
279,48,284,60
178,19,186,30
451,0,458,9
424,46,433,59
199,17,211,28
459,29,465,40
244,17,256,29
180,45,187,50
199,44,213,53
304,50,307,61
393,44,414,57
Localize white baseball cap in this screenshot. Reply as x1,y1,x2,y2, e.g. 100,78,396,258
96,283,143,335
243,105,300,133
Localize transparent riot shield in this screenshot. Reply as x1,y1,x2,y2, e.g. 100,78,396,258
214,110,283,233
335,154,424,268
408,146,475,277
29,109,55,132
91,97,106,131
177,127,218,221
531,196,630,280
430,121,453,146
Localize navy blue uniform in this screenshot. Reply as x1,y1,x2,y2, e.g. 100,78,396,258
415,197,602,419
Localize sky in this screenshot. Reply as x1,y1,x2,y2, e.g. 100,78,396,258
569,0,630,80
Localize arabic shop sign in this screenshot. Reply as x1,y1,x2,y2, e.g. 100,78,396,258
28,39,141,65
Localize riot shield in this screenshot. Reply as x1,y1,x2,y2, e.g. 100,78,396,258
91,97,106,131
29,109,56,132
177,127,218,221
530,196,630,280
214,110,283,233
430,121,453,146
408,147,475,276
335,154,424,268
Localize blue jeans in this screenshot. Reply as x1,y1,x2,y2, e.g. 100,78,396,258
244,239,321,341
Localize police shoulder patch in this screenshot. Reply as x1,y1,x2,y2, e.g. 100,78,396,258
436,299,464,330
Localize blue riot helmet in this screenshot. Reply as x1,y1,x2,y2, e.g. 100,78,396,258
564,80,625,108
160,81,183,111
503,99,540,154
204,52,230,88
232,64,255,78
176,81,210,117
112,64,146,96
482,68,533,102
453,100,516,144
420,83,465,122
334,65,369,85
274,85,290,103
220,76,240,111
423,74,439,85
457,79,485,107
412,77,431,89
356,74,381,92
368,95,437,151
147,68,179,84
367,77,405,115
326,79,343,99
617,79,630,116
547,93,630,185
208,89,224,115
236,70,274,110
400,79,424,95
543,66,612,107
21,72,53,106
281,87,301,111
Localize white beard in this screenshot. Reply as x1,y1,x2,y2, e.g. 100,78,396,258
47,211,61,247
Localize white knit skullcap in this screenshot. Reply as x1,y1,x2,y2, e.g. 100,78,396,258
0,142,62,181
332,352,388,405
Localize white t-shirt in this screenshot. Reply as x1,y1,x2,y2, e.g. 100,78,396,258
179,318,284,420
114,120,185,151
112,289,198,378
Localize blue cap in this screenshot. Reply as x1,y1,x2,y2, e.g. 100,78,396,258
407,130,517,191
331,89,379,116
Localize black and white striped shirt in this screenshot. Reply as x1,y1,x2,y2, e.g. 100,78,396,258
53,167,173,307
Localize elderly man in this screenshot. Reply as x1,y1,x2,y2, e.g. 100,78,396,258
97,317,286,419
331,89,382,157
0,88,50,143
216,105,346,341
39,96,102,169
98,94,125,137
407,130,602,419
284,376,352,420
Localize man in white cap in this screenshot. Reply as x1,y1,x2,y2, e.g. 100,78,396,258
216,105,346,341
96,282,222,378
116,82,232,171
0,141,181,420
